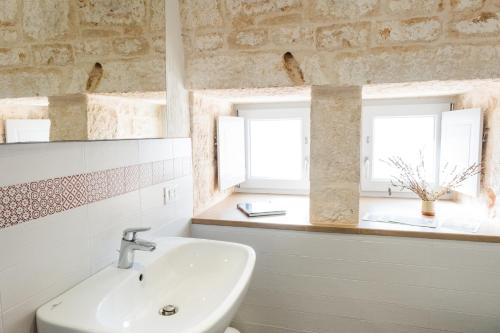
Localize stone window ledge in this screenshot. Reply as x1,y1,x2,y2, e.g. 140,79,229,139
192,193,500,243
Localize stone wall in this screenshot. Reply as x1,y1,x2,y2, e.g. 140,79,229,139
0,0,166,98
191,92,236,214
180,0,500,89
455,87,500,217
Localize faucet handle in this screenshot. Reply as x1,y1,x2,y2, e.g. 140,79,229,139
122,227,151,241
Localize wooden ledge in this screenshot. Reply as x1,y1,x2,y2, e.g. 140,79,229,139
192,194,500,243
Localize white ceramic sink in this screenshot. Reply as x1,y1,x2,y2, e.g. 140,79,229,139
37,237,255,333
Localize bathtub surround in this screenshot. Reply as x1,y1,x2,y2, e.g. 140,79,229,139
194,224,500,333
0,138,193,333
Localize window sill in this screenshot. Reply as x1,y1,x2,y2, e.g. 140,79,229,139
192,193,500,243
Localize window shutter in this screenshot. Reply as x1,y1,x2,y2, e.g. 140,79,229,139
217,116,246,190
439,108,483,197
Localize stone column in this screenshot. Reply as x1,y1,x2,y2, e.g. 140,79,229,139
310,85,361,224
48,94,88,141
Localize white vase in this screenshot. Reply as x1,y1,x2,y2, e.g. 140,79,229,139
421,200,435,216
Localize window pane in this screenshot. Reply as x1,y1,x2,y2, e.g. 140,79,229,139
372,115,437,182
249,118,303,180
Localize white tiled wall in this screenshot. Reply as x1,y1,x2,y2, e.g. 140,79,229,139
192,225,500,333
0,138,193,333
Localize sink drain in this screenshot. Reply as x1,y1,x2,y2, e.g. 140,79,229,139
159,305,178,316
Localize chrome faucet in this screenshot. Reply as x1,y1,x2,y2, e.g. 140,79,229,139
117,227,156,269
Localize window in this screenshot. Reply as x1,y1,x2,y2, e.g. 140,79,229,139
361,98,452,195
237,103,310,194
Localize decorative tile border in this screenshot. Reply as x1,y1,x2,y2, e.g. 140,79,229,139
0,157,192,230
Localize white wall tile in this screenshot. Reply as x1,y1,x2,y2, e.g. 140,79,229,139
138,139,174,163
192,225,500,333
0,138,193,333
84,140,139,172
0,142,85,186
173,138,192,157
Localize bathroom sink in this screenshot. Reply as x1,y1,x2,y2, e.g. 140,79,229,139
37,237,255,333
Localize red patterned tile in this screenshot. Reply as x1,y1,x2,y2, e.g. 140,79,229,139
125,165,140,192
61,175,88,210
30,178,64,219
85,171,108,203
107,168,125,197
0,184,32,228
140,163,153,188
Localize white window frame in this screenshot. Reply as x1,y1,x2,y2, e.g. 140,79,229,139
236,102,310,195
361,97,452,197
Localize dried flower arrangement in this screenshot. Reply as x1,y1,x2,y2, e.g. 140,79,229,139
385,155,481,216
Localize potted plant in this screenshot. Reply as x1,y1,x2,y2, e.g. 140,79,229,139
386,156,481,216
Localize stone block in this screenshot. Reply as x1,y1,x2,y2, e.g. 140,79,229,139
150,0,166,32
180,0,223,29
73,39,113,59
375,17,442,44
77,0,146,27
0,0,17,26
194,33,224,51
226,0,302,17
310,181,359,224
450,12,500,37
0,28,17,44
152,35,166,54
112,37,150,56
384,0,442,15
0,48,30,67
32,44,74,66
312,0,379,19
228,29,267,48
270,26,314,48
317,23,370,50
450,0,486,12
23,0,73,41
0,68,62,98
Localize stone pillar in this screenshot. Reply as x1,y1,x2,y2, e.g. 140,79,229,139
310,85,361,224
48,94,88,141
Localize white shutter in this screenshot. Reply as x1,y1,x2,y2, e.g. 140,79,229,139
439,108,483,197
217,116,246,190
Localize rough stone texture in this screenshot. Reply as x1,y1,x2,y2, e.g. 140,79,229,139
0,0,165,99
375,17,442,44
271,26,314,48
0,48,30,67
384,0,442,15
181,0,500,90
180,0,224,29
48,94,88,141
0,0,17,26
112,37,150,56
310,86,361,224
317,23,370,50
194,33,224,51
191,92,236,214
450,12,500,37
229,30,268,48
77,0,146,27
32,44,75,66
23,0,73,41
312,0,379,19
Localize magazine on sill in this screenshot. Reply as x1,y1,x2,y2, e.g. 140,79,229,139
362,213,438,228
237,201,286,217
